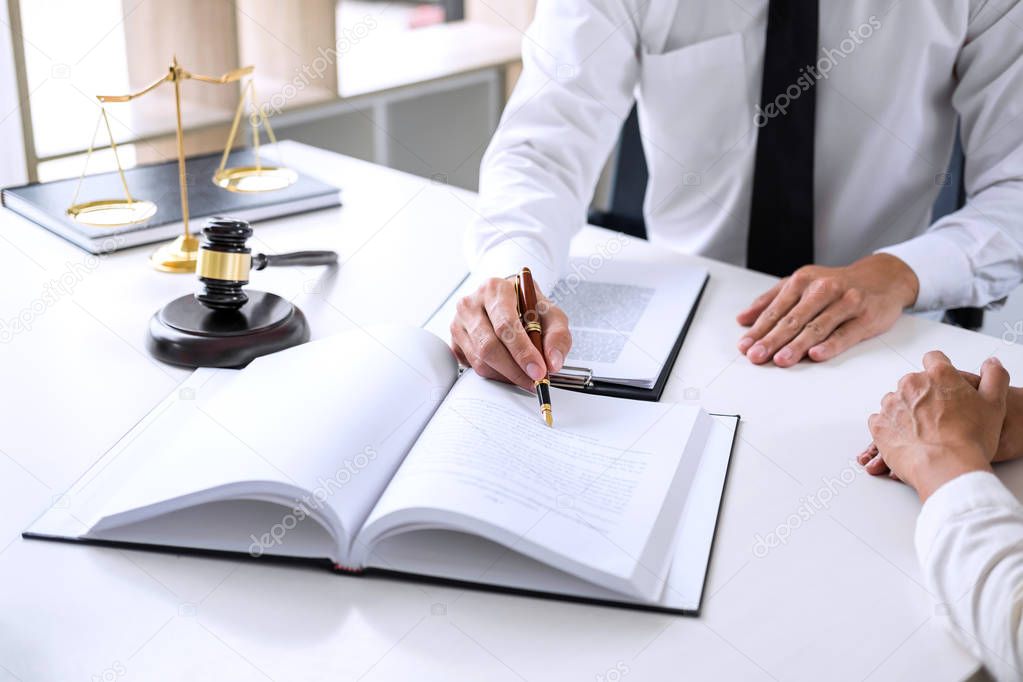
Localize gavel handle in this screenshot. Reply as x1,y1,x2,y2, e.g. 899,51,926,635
252,251,338,270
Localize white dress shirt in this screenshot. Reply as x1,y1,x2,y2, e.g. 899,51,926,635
916,471,1023,681
470,0,1023,310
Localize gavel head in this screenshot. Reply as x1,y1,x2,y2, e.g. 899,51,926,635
194,217,253,311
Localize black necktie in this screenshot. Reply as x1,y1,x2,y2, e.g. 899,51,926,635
747,0,818,277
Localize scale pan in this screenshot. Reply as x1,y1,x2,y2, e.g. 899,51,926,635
213,166,297,193
67,199,157,227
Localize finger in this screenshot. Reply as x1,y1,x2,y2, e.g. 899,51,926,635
737,280,785,329
958,369,981,389
450,341,469,367
773,291,860,367
867,412,885,439
857,443,878,465
808,318,872,362
483,286,547,382
978,356,1010,407
472,361,509,382
922,350,953,373
451,322,510,383
897,371,925,395
739,278,806,356
449,321,470,367
463,315,535,389
451,323,501,381
751,281,844,365
537,294,571,373
865,453,891,476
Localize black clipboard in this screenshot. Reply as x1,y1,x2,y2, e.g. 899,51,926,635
549,272,709,402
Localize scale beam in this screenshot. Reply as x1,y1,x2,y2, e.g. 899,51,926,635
65,58,293,274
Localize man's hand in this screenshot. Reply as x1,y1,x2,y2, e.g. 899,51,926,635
860,370,1023,477
864,351,1009,502
736,254,919,367
449,277,571,390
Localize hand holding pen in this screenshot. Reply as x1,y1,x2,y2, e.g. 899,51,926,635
448,269,572,409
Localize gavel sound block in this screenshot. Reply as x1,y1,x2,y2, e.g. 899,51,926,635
146,217,337,368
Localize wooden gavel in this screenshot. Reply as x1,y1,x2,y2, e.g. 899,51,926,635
195,217,338,310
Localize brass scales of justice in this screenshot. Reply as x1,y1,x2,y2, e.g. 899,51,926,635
66,57,297,273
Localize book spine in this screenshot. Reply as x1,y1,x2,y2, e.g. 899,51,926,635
333,563,365,574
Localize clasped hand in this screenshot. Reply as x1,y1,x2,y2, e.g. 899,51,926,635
860,351,1021,502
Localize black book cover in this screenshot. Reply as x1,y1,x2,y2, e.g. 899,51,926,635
1,147,340,249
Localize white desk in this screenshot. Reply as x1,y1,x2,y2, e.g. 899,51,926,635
2,141,1019,681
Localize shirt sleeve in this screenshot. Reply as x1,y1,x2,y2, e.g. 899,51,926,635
915,470,1023,681
467,0,643,294
878,1,1023,312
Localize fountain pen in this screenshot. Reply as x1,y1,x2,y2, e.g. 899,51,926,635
516,267,553,427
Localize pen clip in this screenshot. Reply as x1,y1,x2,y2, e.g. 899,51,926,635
549,365,593,389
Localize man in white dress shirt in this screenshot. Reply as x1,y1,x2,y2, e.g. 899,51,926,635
449,1,1023,390
864,352,1023,681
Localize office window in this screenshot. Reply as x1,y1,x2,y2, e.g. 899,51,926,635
8,0,517,183
16,0,135,182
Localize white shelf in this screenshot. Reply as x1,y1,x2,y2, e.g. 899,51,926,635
338,20,521,98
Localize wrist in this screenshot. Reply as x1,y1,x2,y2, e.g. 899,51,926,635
872,253,920,309
908,444,993,503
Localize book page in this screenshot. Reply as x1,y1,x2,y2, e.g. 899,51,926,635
366,410,736,611
81,325,458,562
357,372,709,599
551,280,656,366
548,254,706,384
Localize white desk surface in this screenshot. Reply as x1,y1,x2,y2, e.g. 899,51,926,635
2,141,1019,681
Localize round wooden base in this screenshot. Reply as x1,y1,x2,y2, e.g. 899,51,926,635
147,291,309,368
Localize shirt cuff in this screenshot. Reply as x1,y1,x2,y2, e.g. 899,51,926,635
877,233,973,312
470,238,561,294
914,470,1022,562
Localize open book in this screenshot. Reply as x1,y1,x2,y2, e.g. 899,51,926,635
25,326,738,614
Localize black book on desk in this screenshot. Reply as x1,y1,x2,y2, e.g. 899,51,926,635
1,148,341,254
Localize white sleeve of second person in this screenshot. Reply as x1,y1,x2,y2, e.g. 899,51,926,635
915,470,1023,681
468,0,643,293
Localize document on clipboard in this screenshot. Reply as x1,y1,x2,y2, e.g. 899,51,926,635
425,236,709,402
